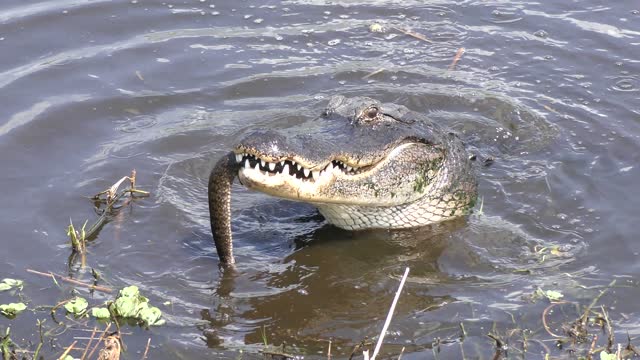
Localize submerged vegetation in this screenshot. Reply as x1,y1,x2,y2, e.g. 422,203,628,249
0,171,159,360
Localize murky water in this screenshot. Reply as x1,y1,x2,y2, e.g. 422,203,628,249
1,0,639,358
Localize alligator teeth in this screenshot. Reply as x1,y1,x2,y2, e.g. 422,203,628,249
311,170,318,180
282,163,290,175
280,160,285,166
235,154,243,163
346,165,353,172
244,160,251,169
303,168,310,177
268,162,275,171
260,159,266,167
296,163,302,171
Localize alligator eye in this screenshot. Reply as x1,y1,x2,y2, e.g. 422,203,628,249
365,107,379,119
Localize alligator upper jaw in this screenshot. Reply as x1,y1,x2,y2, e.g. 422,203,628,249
234,152,370,182
233,142,418,202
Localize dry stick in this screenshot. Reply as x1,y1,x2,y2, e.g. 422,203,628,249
580,279,616,328
448,48,466,71
587,334,598,360
81,327,98,360
86,170,149,239
370,267,410,360
626,334,640,356
58,340,78,360
392,27,433,43
141,338,151,360
542,301,568,338
398,346,406,360
27,269,112,293
326,339,332,360
616,343,622,359
362,68,385,80
87,323,113,360
601,305,614,353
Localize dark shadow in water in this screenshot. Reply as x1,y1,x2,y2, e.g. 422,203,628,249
200,217,469,352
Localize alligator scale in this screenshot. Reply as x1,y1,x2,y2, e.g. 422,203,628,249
208,96,477,265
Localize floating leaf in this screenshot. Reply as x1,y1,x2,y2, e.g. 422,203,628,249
64,297,88,315
108,285,164,326
113,296,139,318
544,290,564,301
0,303,27,317
600,351,616,360
139,305,164,326
120,285,139,298
91,307,111,319
0,279,23,291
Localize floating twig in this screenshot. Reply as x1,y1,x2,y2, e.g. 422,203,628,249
87,324,112,360
362,68,385,80
392,27,433,43
81,326,98,360
57,340,77,360
448,47,466,70
141,337,151,360
398,346,406,360
26,269,112,293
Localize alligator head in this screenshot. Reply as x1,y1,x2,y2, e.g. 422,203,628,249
208,96,477,265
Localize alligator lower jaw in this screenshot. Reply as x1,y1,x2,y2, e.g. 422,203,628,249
237,161,337,198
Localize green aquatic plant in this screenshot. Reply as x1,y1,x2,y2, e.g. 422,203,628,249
0,303,26,317
0,279,23,292
91,307,111,319
108,285,164,326
63,297,88,316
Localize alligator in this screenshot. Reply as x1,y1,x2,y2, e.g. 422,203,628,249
208,95,478,265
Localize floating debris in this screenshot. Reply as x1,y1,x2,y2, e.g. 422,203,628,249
369,23,386,33
448,47,466,70
392,27,433,43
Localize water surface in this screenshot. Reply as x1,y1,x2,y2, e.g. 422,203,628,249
1,0,639,358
